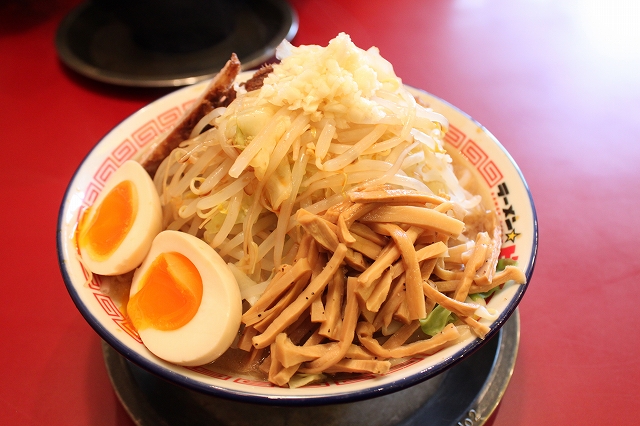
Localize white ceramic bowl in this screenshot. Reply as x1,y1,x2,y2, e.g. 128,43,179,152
57,79,537,405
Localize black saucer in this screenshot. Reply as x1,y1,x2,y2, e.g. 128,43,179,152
102,311,520,425
55,0,298,87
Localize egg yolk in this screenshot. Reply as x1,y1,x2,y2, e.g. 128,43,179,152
79,180,137,260
127,252,203,331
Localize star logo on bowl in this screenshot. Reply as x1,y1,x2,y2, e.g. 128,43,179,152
505,229,521,243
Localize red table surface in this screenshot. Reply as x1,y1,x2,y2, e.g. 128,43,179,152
2,0,639,424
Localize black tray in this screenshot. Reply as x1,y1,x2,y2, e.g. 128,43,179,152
56,0,298,87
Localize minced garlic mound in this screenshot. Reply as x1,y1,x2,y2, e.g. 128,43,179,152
258,33,403,127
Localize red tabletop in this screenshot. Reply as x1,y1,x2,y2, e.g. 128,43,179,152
2,0,639,424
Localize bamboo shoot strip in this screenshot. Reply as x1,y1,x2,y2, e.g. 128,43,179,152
360,205,464,238
252,244,348,349
348,189,447,205
357,322,460,358
358,226,423,285
242,259,312,323
386,225,427,320
454,232,490,302
300,277,360,374
421,280,480,317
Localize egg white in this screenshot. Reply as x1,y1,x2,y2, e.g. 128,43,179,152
129,230,243,366
79,160,162,276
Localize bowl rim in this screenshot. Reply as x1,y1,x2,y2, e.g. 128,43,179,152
57,82,538,405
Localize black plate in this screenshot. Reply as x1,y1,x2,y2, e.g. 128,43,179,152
55,0,298,87
103,311,520,426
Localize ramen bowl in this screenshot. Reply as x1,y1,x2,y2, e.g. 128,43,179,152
57,77,537,405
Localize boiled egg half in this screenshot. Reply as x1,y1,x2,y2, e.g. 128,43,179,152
77,160,162,276
127,230,242,366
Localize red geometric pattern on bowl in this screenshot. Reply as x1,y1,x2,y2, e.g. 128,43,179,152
386,356,424,374
81,183,102,208
301,381,332,388
94,292,121,317
79,101,506,389
444,124,466,148
93,156,119,187
113,317,142,344
459,139,503,188
479,160,503,187
233,377,277,387
86,270,101,291
157,107,183,130
131,120,162,148
334,374,377,386
460,139,488,167
93,293,142,343
112,139,138,165
185,366,232,381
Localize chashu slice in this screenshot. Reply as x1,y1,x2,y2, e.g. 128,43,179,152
139,53,242,177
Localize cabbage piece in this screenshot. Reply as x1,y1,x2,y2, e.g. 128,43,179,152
227,263,269,306
497,258,518,272
288,373,326,389
470,286,501,301
419,305,457,336
248,114,290,180
202,198,248,241
265,159,293,210
237,105,277,141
